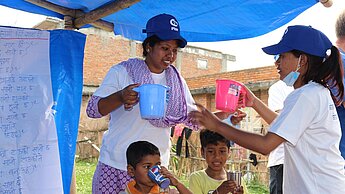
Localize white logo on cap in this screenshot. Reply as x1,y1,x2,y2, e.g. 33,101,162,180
170,19,179,32
170,19,178,27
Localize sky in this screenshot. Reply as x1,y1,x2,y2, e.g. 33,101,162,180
189,0,345,70
0,1,344,71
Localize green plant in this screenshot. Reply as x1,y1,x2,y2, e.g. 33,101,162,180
170,144,180,174
247,183,269,194
75,159,97,194
246,179,269,194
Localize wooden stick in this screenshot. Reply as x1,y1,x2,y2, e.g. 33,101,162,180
24,0,114,32
73,0,141,29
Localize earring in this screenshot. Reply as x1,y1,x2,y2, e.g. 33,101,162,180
147,49,150,52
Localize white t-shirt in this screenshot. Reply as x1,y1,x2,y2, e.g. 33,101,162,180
269,81,345,193
94,64,196,170
267,80,293,167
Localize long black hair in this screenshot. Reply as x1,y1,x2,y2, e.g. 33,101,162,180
291,46,344,106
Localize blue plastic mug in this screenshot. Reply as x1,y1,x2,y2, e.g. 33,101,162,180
133,84,170,119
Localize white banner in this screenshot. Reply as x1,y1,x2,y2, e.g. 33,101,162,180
0,27,63,194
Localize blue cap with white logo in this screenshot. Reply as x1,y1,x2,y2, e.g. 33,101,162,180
143,13,187,48
262,25,332,58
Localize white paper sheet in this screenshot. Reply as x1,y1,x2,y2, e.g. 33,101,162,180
0,27,63,194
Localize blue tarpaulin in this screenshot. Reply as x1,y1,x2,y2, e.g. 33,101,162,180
0,0,318,42
0,1,322,193
50,30,85,194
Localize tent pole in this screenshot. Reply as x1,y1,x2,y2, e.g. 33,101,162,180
64,15,75,30
73,0,140,29
69,165,77,194
63,13,77,194
24,0,114,32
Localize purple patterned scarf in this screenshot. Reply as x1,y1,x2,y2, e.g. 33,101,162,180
121,58,189,128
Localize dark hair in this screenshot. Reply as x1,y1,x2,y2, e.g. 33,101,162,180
142,35,183,57
291,47,344,106
336,10,345,38
200,129,231,149
126,141,160,168
142,35,162,57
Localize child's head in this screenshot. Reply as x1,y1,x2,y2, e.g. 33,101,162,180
200,129,231,149
126,141,161,187
200,129,231,170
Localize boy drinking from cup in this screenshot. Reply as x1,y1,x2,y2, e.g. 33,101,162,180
121,141,192,194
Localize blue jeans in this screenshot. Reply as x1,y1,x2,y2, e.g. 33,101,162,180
337,105,345,160
269,164,283,194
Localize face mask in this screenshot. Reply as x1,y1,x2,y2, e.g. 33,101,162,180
282,71,300,86
282,56,301,87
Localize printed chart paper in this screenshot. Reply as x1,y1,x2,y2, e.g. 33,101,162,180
0,27,63,194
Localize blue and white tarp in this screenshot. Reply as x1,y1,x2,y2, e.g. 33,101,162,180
0,27,85,194
0,0,319,42
50,30,86,194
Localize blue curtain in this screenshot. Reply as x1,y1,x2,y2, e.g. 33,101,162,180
50,30,86,194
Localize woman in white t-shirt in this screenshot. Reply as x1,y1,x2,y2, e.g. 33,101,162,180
86,13,196,193
191,25,345,194
87,14,233,193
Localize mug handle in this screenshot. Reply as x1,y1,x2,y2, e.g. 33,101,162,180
237,85,247,108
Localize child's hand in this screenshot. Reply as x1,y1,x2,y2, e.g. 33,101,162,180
161,166,193,194
160,166,179,186
168,188,179,194
233,185,244,194
230,109,247,125
216,180,237,194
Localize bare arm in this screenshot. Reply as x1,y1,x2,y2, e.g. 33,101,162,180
98,83,139,116
174,182,193,194
251,96,279,125
160,166,192,194
216,121,284,155
98,90,124,116
190,104,285,155
241,87,278,124
213,111,232,120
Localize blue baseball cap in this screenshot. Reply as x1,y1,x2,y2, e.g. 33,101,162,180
262,25,332,57
143,14,187,48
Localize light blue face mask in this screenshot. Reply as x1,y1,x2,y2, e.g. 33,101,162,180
282,56,301,87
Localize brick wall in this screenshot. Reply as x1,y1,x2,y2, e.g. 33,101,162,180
83,33,230,86
179,51,224,79
83,35,132,86
186,65,279,90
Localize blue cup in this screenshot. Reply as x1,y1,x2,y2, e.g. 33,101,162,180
148,165,170,189
133,84,169,119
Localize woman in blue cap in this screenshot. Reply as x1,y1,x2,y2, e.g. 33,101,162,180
191,25,345,193
86,13,234,193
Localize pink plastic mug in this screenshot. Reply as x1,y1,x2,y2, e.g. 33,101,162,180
215,79,246,112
